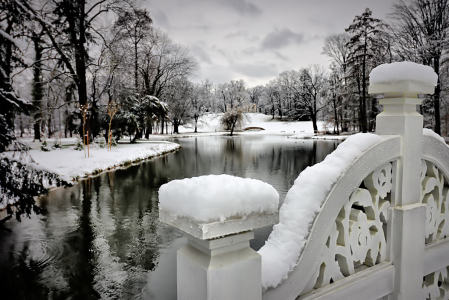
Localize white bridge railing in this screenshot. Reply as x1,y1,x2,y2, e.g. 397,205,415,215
159,62,449,300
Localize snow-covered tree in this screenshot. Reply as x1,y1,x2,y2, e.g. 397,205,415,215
117,94,168,141
220,107,246,136
163,77,192,134
190,80,212,133
0,156,70,223
346,8,389,132
0,0,32,151
297,65,328,131
390,0,449,134
247,85,264,112
216,79,248,112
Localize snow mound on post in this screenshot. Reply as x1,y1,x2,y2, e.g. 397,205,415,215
258,133,382,289
370,61,438,85
159,174,279,223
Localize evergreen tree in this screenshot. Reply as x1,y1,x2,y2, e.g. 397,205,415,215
346,8,389,132
0,156,70,223
74,134,84,151
31,31,44,142
113,8,153,93
0,0,32,152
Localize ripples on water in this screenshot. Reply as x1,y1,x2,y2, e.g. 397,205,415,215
0,135,338,299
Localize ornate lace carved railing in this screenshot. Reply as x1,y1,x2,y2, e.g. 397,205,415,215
420,160,449,244
421,135,449,300
262,137,401,300
423,266,449,300
301,163,393,294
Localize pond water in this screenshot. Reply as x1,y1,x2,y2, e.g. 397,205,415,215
0,135,338,299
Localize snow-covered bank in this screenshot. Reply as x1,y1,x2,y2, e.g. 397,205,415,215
179,113,324,135
4,141,180,181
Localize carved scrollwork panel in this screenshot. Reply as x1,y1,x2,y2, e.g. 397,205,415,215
301,163,393,295
420,160,449,244
423,266,449,300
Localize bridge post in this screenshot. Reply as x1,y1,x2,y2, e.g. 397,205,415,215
158,175,279,300
369,74,435,300
159,210,278,300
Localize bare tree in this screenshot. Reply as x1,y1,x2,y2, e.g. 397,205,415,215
390,0,449,134
19,0,124,139
247,85,264,112
141,31,198,98
322,33,351,76
163,77,192,134
220,107,246,136
298,65,328,132
114,7,152,93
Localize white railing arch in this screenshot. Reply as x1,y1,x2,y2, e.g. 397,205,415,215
263,136,401,300
159,62,449,300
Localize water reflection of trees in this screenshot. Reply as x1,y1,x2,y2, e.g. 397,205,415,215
158,137,338,201
0,172,163,299
0,136,338,299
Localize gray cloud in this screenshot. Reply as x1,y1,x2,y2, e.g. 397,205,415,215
232,63,278,78
242,47,258,56
225,30,260,43
152,10,171,29
215,0,262,17
261,28,305,50
191,44,212,64
225,30,248,39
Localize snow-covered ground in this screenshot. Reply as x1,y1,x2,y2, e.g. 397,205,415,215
4,140,180,181
178,113,325,135
6,113,341,181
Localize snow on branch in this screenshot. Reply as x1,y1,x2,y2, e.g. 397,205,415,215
0,29,17,46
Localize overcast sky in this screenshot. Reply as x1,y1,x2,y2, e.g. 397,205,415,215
144,0,394,87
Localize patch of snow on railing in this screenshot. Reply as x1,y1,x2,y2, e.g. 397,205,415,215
159,174,279,223
423,128,447,145
257,133,382,289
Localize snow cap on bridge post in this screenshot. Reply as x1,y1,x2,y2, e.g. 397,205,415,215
369,61,437,300
369,61,437,206
159,174,279,300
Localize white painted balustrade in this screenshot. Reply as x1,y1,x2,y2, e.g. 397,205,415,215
159,62,449,300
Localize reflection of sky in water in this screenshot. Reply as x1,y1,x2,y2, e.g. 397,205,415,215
0,135,338,299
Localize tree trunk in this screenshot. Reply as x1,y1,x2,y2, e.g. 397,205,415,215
361,38,368,133
34,122,41,141
434,57,441,135
309,107,318,131
333,97,339,135
145,119,151,138
173,119,179,134
135,40,138,93
74,0,91,141
48,114,52,138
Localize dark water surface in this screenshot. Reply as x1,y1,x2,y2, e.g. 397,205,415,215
0,135,338,299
